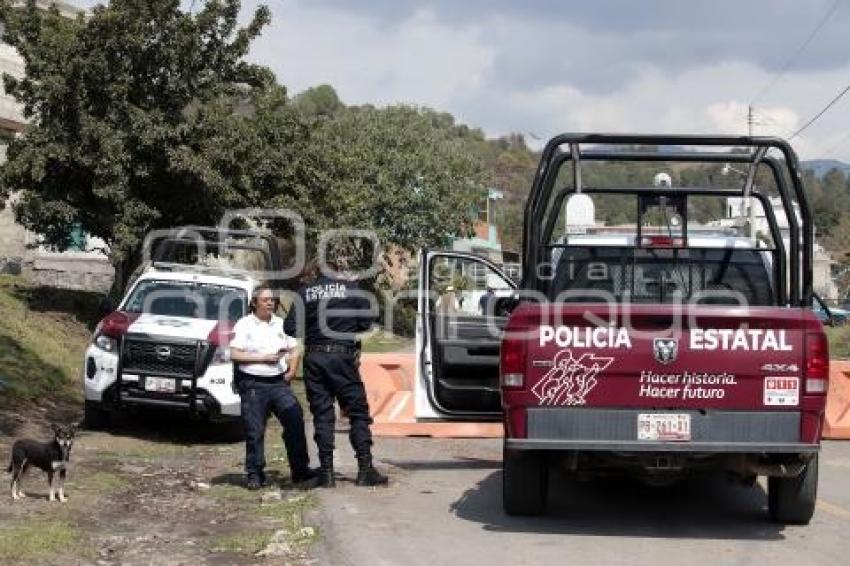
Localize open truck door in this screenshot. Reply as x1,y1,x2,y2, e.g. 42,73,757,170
414,250,516,419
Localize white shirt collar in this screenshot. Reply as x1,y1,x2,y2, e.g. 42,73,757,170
250,313,277,325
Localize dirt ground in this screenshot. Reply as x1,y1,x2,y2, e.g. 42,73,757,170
0,400,321,565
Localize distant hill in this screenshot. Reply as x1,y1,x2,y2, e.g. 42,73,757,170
801,159,850,178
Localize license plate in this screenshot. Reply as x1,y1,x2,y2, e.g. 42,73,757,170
638,413,691,441
144,376,176,393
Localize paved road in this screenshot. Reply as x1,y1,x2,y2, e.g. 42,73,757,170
312,437,850,565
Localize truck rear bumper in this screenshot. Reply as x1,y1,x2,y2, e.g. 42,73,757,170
506,438,820,453
510,407,821,453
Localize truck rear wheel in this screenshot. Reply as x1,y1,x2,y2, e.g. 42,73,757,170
768,454,818,524
84,401,109,430
502,447,548,516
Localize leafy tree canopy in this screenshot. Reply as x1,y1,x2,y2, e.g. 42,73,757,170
291,102,486,255
0,1,489,290
0,0,279,288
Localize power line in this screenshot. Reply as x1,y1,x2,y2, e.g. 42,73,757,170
790,83,850,139
750,0,842,105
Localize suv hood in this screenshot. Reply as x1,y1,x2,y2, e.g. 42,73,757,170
98,311,232,345
127,313,220,340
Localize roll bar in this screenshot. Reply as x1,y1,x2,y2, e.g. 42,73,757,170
522,134,812,306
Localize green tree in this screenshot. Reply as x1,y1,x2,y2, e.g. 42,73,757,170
292,84,344,117
0,0,280,291
289,104,486,263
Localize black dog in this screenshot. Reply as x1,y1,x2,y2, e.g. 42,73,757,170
7,423,77,502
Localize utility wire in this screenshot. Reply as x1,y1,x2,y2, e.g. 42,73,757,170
790,83,850,139
750,0,842,105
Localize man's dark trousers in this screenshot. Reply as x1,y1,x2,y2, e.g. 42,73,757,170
238,377,310,480
303,351,373,463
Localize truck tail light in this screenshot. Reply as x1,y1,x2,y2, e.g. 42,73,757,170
501,331,527,389
805,332,829,394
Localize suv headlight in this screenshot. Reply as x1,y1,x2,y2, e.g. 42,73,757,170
94,334,118,352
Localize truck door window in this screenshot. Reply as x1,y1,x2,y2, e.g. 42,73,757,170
430,257,513,317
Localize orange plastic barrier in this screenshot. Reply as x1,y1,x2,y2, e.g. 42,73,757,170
359,352,503,438
825,360,850,439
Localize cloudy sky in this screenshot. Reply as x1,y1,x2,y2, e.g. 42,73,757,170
78,0,850,161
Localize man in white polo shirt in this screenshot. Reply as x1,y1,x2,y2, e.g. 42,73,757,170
230,283,317,490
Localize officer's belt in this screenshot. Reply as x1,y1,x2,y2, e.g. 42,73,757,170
237,372,285,385
305,343,359,355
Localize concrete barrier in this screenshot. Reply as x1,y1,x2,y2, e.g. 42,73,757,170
360,352,502,438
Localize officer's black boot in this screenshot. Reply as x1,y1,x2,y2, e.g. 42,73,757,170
318,454,335,488
355,456,388,487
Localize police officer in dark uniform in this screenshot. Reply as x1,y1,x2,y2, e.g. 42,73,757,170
284,259,388,488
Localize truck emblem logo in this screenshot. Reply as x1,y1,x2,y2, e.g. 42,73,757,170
155,346,172,360
653,338,678,365
531,349,614,406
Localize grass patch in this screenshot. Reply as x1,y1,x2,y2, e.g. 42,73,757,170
0,518,86,563
206,530,272,555
209,483,263,503
105,443,192,459
0,275,93,404
257,493,319,543
71,470,130,494
206,487,319,554
826,326,850,359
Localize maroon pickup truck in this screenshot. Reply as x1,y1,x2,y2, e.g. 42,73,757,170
413,134,828,525
498,134,827,523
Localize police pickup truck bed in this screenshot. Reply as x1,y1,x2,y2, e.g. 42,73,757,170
497,134,828,524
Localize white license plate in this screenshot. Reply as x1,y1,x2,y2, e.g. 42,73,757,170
144,376,176,393
638,413,691,442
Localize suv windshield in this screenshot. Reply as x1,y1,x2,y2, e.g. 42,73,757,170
548,247,775,305
123,280,248,322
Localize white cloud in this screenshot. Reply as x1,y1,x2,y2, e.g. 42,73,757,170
48,1,850,162
248,1,850,162
254,2,495,111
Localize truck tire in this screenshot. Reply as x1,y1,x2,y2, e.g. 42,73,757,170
768,454,818,524
503,446,548,516
84,401,109,430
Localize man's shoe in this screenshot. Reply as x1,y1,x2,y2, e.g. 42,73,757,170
291,468,320,489
245,476,263,491
317,467,336,488
355,465,388,487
